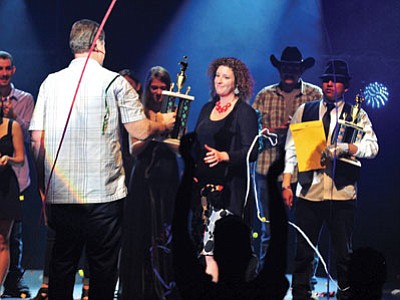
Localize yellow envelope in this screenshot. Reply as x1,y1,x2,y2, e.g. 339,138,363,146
289,120,326,172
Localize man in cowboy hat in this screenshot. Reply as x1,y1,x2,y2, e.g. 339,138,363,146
282,59,379,299
252,46,322,272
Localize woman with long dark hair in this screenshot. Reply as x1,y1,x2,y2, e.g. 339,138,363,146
0,100,24,285
120,66,180,300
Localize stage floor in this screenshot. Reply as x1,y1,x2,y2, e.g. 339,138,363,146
1,271,399,299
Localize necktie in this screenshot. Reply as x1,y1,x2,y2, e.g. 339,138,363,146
322,102,335,139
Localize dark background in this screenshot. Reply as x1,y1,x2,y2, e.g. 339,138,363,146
1,0,399,289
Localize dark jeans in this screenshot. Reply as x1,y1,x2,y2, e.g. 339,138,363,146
291,198,355,299
254,173,271,270
47,200,123,300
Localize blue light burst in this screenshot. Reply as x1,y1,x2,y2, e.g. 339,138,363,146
364,82,389,109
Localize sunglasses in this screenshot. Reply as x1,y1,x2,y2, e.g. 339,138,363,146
322,77,347,84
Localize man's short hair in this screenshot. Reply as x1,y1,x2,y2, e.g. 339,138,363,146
0,50,13,65
69,19,105,54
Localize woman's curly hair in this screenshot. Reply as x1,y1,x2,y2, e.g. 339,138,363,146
208,57,254,103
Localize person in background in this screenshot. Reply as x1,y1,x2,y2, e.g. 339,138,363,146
0,50,34,299
119,69,142,97
252,46,322,272
348,247,386,300
119,66,181,300
191,57,259,282
282,59,379,300
29,19,175,300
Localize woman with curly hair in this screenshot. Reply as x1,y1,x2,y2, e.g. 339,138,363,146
191,57,259,282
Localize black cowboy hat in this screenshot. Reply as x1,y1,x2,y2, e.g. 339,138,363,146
320,59,351,81
270,46,315,70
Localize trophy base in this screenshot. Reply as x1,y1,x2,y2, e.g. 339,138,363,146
338,156,361,167
163,138,180,146
162,138,180,154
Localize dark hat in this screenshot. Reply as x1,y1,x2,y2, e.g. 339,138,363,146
270,46,315,70
320,59,351,81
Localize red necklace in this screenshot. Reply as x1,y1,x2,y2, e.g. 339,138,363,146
215,101,232,113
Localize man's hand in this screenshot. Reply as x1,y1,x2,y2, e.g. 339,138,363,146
281,173,293,208
321,143,349,165
159,111,176,132
282,186,293,208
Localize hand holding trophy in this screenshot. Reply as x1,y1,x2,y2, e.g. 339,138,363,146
321,90,366,167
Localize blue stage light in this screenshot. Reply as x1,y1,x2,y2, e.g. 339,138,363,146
364,82,389,109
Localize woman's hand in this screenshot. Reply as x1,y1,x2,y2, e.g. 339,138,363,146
0,153,9,166
203,144,229,168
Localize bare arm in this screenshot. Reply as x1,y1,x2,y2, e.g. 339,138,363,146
130,137,151,156
0,121,25,167
31,130,45,196
281,173,294,208
124,111,176,141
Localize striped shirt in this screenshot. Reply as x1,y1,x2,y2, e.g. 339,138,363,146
29,58,146,204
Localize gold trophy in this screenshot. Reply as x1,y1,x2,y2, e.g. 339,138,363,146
334,90,366,167
161,56,195,143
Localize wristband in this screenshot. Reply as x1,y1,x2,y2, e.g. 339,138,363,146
282,185,291,191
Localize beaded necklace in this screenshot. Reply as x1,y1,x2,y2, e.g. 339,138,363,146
215,100,232,113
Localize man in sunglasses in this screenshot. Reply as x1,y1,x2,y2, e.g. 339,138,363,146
282,59,379,300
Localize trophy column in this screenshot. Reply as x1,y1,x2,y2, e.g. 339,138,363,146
334,90,366,166
161,56,195,141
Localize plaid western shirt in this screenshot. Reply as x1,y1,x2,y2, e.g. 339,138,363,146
253,80,322,177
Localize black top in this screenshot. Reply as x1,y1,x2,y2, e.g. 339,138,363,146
172,135,289,300
193,100,259,217
0,119,22,220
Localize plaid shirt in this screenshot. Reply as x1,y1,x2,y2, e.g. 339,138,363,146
252,80,322,177
30,58,146,204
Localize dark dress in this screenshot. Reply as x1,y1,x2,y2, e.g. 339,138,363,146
190,100,259,252
120,140,180,300
194,100,259,217
172,137,289,300
0,119,21,221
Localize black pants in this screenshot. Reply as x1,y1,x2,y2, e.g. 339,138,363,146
291,198,355,299
47,200,123,300
3,221,24,291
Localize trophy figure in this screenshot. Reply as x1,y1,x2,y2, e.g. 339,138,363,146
161,56,195,142
333,90,366,166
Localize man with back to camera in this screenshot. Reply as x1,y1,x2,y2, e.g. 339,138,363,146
0,50,34,299
252,46,322,271
282,59,378,300
29,19,175,300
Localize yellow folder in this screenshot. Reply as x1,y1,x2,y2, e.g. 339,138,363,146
289,120,327,172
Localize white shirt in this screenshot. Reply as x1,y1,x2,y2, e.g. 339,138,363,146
284,99,379,201
30,58,146,204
